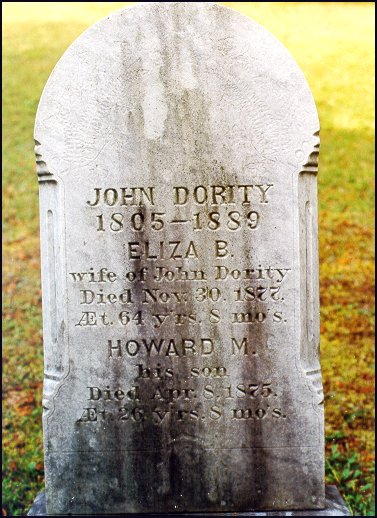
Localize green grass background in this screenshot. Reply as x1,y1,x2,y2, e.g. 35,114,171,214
2,2,375,515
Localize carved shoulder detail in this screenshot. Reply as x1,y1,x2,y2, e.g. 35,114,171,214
35,139,68,418
298,129,323,405
34,139,57,184
304,368,324,405
301,130,320,174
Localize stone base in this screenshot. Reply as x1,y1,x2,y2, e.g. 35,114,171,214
28,486,350,516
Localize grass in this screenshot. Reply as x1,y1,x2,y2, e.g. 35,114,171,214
2,2,375,516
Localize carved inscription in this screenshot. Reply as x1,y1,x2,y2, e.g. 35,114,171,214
77,379,286,425
71,182,291,427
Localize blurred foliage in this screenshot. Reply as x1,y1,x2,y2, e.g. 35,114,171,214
326,436,375,516
2,2,375,516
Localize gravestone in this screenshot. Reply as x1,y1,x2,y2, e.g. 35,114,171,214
33,2,332,514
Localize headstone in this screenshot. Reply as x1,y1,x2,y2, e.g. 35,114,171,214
35,2,325,514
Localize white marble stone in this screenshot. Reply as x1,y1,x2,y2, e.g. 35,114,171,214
35,2,323,514
28,487,351,516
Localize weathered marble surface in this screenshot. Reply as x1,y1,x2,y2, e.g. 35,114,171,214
28,487,351,516
35,2,323,514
